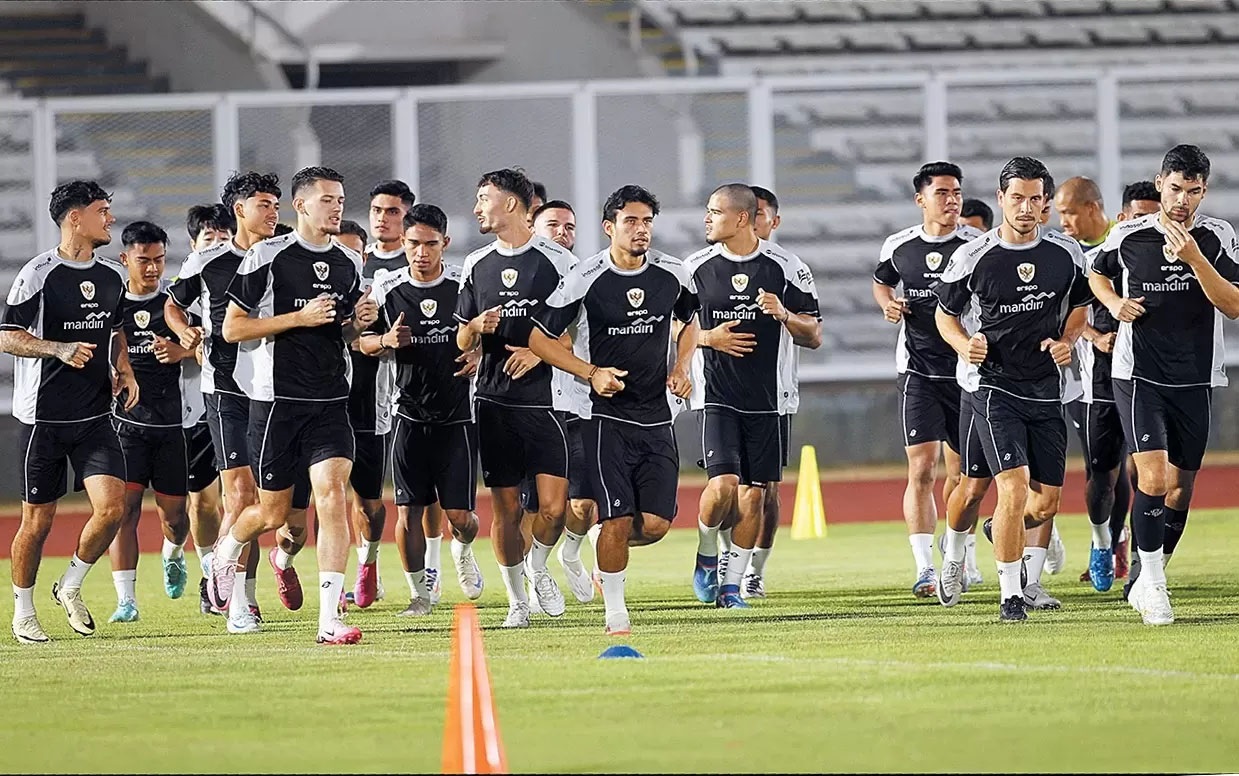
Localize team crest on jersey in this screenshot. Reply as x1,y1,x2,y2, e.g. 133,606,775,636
134,310,151,330
420,299,438,318
926,252,943,271
627,288,645,308
731,273,749,293
501,268,518,288
313,261,329,281
80,281,95,300
1016,262,1035,283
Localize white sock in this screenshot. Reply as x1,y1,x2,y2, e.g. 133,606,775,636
587,522,601,554
161,538,184,561
964,535,979,573
749,547,771,576
200,550,213,577
273,547,294,571
697,519,719,559
405,569,429,600
909,533,934,572
560,530,584,564
997,560,1023,600
231,570,250,613
499,563,528,605
112,570,137,604
529,538,553,573
195,544,209,564
600,569,627,619
1024,547,1047,586
61,554,92,591
450,537,472,562
1090,521,1112,550
217,532,245,566
318,572,345,629
719,526,733,556
1139,548,1167,584
357,539,379,565
723,545,753,589
425,535,442,571
244,576,256,603
944,528,969,565
12,585,35,620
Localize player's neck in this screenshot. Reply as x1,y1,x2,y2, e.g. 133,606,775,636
410,262,443,284
921,219,955,237
296,223,332,248
608,245,646,272
1158,210,1196,230
374,238,401,255
56,236,95,263
232,227,263,252
721,232,759,257
998,221,1039,246
495,222,534,252
127,279,158,296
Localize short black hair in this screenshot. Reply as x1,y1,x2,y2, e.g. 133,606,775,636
49,180,111,226
912,162,963,194
403,203,449,236
998,156,1052,194
750,185,779,213
602,186,659,223
273,223,294,237
291,166,344,199
961,198,993,229
368,179,415,208
1123,180,1160,205
121,220,168,248
338,219,367,242
532,200,575,223
477,168,535,211
186,203,235,243
1160,144,1210,182
710,183,758,222
220,171,281,213
532,181,548,203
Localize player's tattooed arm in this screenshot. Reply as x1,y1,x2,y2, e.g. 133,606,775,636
0,330,96,365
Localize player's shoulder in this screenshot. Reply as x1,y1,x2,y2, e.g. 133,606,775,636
760,238,801,265
373,265,410,299
442,262,464,284
881,224,924,253
941,228,1001,280
460,241,498,275
247,233,298,265
1195,213,1236,239
532,235,576,274
1041,228,1087,265
1101,213,1156,250
332,240,364,271
955,225,985,242
683,243,721,271
13,248,63,288
97,256,127,281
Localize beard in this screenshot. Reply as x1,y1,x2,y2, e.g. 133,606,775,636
629,245,648,257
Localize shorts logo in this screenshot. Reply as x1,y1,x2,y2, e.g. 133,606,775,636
1016,263,1035,283
613,499,620,507
925,252,943,271
1142,434,1150,442
313,261,329,281
970,465,978,471
501,268,518,288
420,299,438,318
1003,453,1011,461
707,450,714,458
909,428,918,438
80,281,95,300
29,487,37,495
229,452,237,460
134,310,151,330
626,288,645,308
731,274,749,293
266,473,273,481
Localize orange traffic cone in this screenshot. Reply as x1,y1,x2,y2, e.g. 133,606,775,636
442,605,508,774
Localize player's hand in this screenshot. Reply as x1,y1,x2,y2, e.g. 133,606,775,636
1107,295,1146,322
113,368,140,411
757,288,788,322
966,333,987,365
454,348,480,377
178,326,203,350
503,345,540,379
666,363,692,399
1093,332,1116,354
354,286,378,329
704,320,755,357
384,312,412,349
55,341,96,368
470,306,502,336
1041,337,1073,366
1164,219,1206,265
590,366,627,398
152,334,180,364
298,294,337,327
883,296,910,324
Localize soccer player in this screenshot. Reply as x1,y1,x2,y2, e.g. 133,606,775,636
106,221,194,622
873,162,982,598
533,200,577,252
935,157,1092,622
1089,144,1239,625
455,168,575,627
3,180,139,643
687,183,821,609
210,165,375,645
529,184,698,634
960,198,993,231
365,179,417,280
167,172,281,635
360,204,485,615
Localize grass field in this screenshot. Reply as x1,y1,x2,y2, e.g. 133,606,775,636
3,511,1239,773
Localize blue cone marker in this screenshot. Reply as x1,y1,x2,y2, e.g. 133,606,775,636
599,645,644,659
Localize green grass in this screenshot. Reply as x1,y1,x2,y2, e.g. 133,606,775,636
3,511,1239,773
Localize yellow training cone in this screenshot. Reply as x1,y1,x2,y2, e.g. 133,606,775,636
790,444,826,540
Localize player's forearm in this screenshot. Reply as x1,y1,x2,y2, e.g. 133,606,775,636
222,305,300,343
934,307,972,357
872,281,896,312
456,323,480,353
163,300,192,339
1062,307,1088,346
112,331,134,375
529,328,592,381
1189,260,1239,319
785,313,822,349
0,330,69,360
342,319,365,343
1088,274,1123,310
697,325,713,350
675,319,700,371
1079,323,1103,344
358,333,387,357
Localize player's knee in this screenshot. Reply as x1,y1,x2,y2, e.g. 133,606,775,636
907,459,936,489
641,517,671,544
1027,497,1059,526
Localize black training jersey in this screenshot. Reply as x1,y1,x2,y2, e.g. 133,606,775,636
937,228,1093,402
167,240,248,397
227,233,363,402
370,264,471,425
346,244,404,433
534,250,698,427
1091,213,1239,389
115,285,182,428
363,243,406,281
453,235,575,409
1074,245,1119,403
2,249,125,424
875,224,984,379
684,239,819,414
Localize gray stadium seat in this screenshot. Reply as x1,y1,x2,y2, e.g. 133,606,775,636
1167,0,1228,10
737,0,801,23
980,0,1048,16
1044,0,1107,14
1155,18,1215,42
800,1,865,22
863,0,926,20
922,0,984,17
1089,18,1155,44
842,26,911,51
1107,0,1169,10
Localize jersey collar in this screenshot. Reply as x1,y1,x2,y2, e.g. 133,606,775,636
996,226,1045,251
918,226,962,243
717,239,763,262
494,236,538,257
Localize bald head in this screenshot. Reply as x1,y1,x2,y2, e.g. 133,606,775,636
1056,176,1103,207
710,183,758,222
1053,176,1110,243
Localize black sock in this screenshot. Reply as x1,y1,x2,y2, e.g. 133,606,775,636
1163,507,1189,556
1085,475,1113,529
1110,459,1132,547
1131,489,1167,553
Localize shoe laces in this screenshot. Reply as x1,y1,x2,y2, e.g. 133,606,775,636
533,569,558,598
744,574,763,594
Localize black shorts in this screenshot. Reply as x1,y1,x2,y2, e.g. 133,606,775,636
958,391,993,479
350,431,387,501
973,388,1067,487
701,406,783,485
567,418,593,501
1066,400,1126,475
391,417,477,511
116,422,188,497
779,414,792,468
898,373,961,452
184,422,218,494
206,392,250,471
582,418,679,521
248,400,355,492
20,417,127,504
1113,379,1211,472
475,401,568,488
